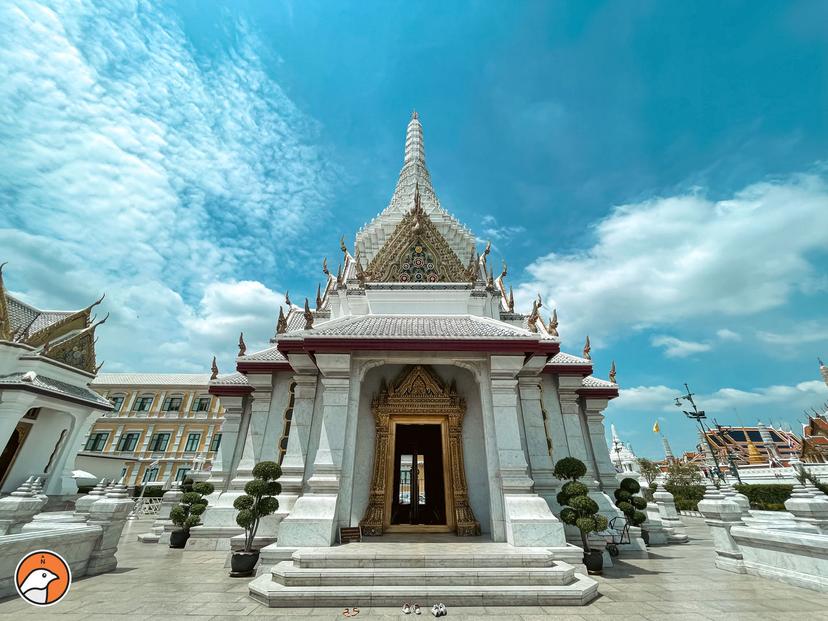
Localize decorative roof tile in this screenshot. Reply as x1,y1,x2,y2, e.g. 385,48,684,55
238,347,288,363
92,373,213,386
295,314,539,339
0,372,112,407
548,352,592,366
581,375,617,388
210,372,250,386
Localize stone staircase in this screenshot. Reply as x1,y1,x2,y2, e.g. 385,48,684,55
248,542,598,607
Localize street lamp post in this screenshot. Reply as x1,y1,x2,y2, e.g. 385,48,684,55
674,383,725,481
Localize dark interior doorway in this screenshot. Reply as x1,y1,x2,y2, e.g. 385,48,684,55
390,424,446,526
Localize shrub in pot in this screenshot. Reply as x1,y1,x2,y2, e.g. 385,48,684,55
614,477,647,532
168,481,214,548
554,457,607,574
231,461,282,577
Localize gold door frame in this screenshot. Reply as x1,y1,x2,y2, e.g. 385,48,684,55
360,365,480,536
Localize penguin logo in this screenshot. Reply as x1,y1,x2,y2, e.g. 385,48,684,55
15,550,71,606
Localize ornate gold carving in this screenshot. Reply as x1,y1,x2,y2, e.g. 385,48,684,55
303,298,314,330
583,335,591,360
365,191,470,283
609,360,616,384
210,356,219,380
316,283,323,310
548,308,558,336
360,365,481,537
276,306,287,334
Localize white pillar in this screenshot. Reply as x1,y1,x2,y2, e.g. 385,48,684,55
278,353,351,548
517,375,557,501
490,356,567,549
582,397,620,493
0,393,37,450
46,407,100,496
280,354,319,499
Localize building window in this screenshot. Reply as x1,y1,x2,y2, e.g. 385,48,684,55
133,396,154,412
116,432,140,452
209,433,222,452
119,466,127,480
175,467,191,482
110,396,124,412
84,432,109,452
192,397,211,412
142,466,159,483
162,397,182,412
148,432,170,452
184,433,201,452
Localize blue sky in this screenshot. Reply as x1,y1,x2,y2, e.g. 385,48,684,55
1,0,827,457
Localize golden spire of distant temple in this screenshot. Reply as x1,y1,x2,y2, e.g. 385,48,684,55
746,435,764,464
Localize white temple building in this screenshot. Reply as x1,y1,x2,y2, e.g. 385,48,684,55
200,113,623,605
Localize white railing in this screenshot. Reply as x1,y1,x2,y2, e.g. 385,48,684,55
129,497,163,519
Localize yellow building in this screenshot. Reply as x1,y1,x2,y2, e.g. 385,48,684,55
80,373,224,487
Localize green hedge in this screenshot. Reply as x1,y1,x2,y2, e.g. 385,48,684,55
132,485,165,498
734,484,792,510
664,484,705,511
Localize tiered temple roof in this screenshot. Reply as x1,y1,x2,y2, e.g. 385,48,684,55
0,263,107,375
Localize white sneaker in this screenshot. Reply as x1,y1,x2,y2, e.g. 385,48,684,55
438,603,447,616
413,603,421,615
402,603,411,614
431,604,440,617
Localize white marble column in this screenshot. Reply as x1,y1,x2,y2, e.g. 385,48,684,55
517,374,557,501
46,407,100,497
556,378,595,479
582,397,621,493
278,353,351,548
280,354,318,499
489,356,567,549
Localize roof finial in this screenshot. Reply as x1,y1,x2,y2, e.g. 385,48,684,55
527,299,540,333
609,360,617,384
322,257,329,275
210,356,219,380
238,332,246,357
303,298,314,330
547,308,558,336
508,286,515,312
340,235,348,255
412,109,418,120
583,335,591,360
500,260,507,280
276,306,287,334
285,290,291,307
316,283,323,310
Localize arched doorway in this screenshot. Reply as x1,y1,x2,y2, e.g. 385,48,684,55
360,365,480,536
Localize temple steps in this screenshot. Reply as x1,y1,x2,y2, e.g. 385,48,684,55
249,542,598,607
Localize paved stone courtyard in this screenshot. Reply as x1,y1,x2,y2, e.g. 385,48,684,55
0,517,825,620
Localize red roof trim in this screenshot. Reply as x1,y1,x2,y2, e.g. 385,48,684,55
543,364,593,375
236,362,292,374
576,387,620,399
208,385,254,397
277,337,559,356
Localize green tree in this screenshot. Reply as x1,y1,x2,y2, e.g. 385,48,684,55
637,458,662,487
554,457,607,552
234,461,282,553
614,477,647,526
665,461,702,487
169,481,214,532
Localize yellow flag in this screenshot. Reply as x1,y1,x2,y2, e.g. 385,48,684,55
653,421,660,434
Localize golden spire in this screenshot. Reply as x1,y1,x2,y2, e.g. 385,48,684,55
354,250,366,286
583,335,591,360
609,360,617,384
276,305,287,334
322,257,329,275
746,435,763,464
303,298,314,330
210,356,219,380
238,332,246,357
508,286,514,312
316,283,323,310
0,262,10,341
486,266,494,288
547,308,558,336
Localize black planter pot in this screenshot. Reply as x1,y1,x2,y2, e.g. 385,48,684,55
583,548,604,575
169,529,189,549
230,551,260,577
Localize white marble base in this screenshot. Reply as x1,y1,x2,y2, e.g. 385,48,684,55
276,494,338,548
503,494,567,547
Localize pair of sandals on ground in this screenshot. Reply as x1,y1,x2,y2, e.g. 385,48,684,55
403,602,448,616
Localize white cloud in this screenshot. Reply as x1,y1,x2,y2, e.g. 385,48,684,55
0,0,334,371
716,328,742,341
516,172,828,345
650,335,712,358
478,214,526,244
756,321,828,346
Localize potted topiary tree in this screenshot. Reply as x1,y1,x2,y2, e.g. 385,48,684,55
553,457,608,574
168,481,214,548
614,477,647,539
231,461,282,577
